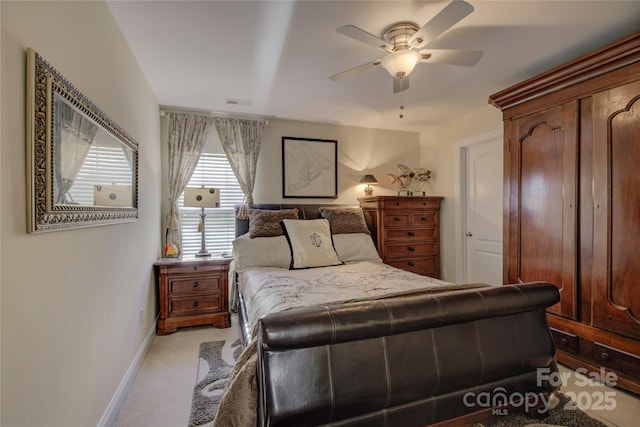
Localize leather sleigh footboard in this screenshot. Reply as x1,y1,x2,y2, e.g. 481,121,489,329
256,282,561,426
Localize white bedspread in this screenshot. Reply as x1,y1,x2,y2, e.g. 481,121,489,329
238,260,452,336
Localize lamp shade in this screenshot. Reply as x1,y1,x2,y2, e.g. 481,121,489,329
183,187,220,208
381,50,421,78
359,174,378,184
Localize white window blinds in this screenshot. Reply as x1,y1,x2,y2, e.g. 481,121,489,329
179,153,244,256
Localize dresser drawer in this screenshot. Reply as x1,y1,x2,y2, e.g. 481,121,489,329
387,257,436,271
384,199,439,210
169,276,220,295
411,212,436,227
169,295,221,316
385,243,437,257
160,263,226,275
386,228,436,241
384,214,410,227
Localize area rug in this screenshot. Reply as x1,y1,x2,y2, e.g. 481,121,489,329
473,392,608,427
188,339,242,427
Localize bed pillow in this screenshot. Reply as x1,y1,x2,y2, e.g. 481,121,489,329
320,206,370,235
280,219,343,269
332,233,382,264
232,233,292,272
248,208,299,238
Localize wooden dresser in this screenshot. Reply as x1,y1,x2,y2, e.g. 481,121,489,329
359,196,443,278
490,32,640,394
154,257,231,335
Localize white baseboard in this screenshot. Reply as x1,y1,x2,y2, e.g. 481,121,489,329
98,316,158,427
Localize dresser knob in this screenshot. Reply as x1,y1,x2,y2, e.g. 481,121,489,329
394,217,400,222
600,352,610,360
193,301,199,307
408,231,415,236
192,282,199,288
408,246,415,252
408,261,415,267
421,217,427,221
193,266,198,271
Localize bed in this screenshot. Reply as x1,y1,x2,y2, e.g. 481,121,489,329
213,204,561,427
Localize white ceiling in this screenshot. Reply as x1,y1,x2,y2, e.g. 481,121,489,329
107,1,640,132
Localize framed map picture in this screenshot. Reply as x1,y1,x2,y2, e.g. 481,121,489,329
282,136,337,198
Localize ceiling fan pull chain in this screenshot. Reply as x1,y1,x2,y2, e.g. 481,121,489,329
399,93,405,119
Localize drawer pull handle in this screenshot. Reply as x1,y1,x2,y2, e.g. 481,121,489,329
600,352,610,360
396,202,400,206
193,301,199,307
408,231,415,236
421,217,427,221
408,246,415,252
394,217,400,222
560,338,568,345
192,282,199,288
193,266,198,271
408,261,415,267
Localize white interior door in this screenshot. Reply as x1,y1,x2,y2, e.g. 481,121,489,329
464,138,503,285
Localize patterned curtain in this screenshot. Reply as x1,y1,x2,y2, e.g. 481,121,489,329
213,117,266,219
54,98,98,204
165,113,213,253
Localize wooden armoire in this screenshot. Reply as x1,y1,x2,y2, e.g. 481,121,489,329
490,32,640,394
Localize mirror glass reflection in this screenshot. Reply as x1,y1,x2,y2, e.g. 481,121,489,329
53,94,135,208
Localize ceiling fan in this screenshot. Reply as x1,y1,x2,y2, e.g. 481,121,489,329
330,0,483,93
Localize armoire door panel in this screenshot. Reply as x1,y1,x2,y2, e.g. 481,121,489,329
592,80,640,340
509,103,578,319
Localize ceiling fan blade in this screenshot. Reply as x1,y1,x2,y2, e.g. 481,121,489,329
420,49,483,66
337,25,393,50
330,59,382,81
393,77,409,94
408,0,474,49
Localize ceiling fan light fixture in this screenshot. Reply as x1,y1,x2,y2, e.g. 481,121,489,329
381,50,421,79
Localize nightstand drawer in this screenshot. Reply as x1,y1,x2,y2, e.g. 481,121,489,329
161,263,225,275
169,276,220,295
169,295,221,316
384,214,410,227
387,257,436,271
386,228,436,241
385,243,436,257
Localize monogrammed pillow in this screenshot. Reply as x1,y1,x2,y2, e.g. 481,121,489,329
248,208,299,238
320,206,370,235
280,219,343,269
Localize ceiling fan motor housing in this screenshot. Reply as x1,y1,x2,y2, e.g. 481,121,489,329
382,21,421,52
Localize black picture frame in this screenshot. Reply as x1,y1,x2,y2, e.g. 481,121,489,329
282,136,337,198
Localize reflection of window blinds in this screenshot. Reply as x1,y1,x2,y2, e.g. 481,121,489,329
179,153,244,256
67,144,132,205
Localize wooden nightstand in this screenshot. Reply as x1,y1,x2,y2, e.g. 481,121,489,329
154,256,232,335
359,196,443,278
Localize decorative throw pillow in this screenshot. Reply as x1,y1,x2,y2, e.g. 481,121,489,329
320,206,370,235
249,208,299,238
280,219,343,269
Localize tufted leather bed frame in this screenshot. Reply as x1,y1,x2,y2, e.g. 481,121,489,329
234,204,560,426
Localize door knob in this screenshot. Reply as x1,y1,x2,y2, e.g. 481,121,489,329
465,231,473,237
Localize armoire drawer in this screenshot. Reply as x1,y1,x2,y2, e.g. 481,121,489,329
550,328,579,355
593,342,640,376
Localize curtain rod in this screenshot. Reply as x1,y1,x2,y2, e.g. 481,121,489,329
159,107,269,125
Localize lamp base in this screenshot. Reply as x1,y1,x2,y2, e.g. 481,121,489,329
195,250,212,258
364,185,374,197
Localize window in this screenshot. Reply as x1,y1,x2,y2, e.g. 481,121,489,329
67,142,133,205
178,153,244,256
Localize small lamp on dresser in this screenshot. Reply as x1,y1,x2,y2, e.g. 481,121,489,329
359,174,378,196
183,187,220,257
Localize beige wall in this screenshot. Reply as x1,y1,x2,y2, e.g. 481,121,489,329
1,2,161,426
160,116,421,218
419,105,502,281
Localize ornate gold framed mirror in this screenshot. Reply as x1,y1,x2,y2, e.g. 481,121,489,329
26,48,138,232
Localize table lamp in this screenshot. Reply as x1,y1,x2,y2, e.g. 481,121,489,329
359,174,378,196
183,187,220,257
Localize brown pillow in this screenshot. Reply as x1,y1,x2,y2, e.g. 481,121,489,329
320,207,370,235
249,208,299,238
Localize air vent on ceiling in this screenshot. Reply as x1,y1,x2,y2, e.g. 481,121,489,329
225,98,253,106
